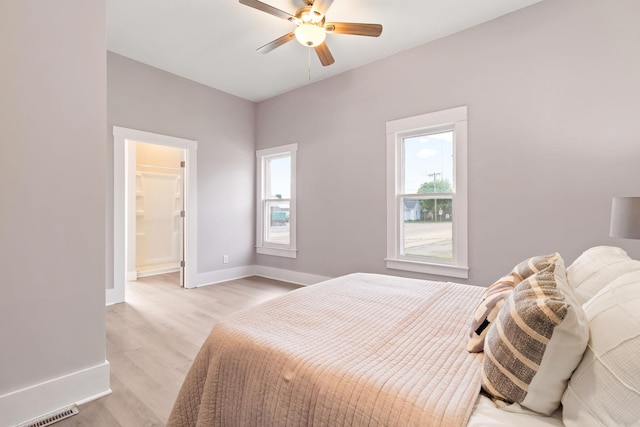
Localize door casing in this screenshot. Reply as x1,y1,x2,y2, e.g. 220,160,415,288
108,126,198,305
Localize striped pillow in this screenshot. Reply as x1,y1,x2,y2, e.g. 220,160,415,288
481,256,589,415
467,253,560,353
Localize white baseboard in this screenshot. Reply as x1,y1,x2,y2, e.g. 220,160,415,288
253,265,332,286
106,285,124,306
136,267,180,278
194,265,256,288
126,270,137,281
0,361,111,427
107,265,333,302
194,265,332,288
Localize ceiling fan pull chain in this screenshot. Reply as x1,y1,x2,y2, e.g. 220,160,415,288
308,47,312,80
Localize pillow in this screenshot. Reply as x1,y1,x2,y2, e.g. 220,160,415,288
566,246,640,304
562,270,640,427
481,255,589,415
467,253,561,353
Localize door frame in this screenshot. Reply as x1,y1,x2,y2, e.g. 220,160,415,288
108,126,198,305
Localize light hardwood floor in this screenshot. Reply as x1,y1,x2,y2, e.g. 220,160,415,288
57,273,300,427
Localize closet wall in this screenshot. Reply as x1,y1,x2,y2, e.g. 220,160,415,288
135,142,183,276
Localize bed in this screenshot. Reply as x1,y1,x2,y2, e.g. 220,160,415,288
168,247,640,426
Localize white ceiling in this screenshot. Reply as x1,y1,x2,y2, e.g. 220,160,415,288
107,0,543,102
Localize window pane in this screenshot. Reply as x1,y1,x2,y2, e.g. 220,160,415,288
266,155,291,199
403,131,453,194
265,200,290,245
402,198,452,259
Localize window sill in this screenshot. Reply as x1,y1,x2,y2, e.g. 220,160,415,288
256,246,297,259
385,258,468,279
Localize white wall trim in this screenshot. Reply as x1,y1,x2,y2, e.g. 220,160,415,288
256,246,298,258
137,267,180,279
385,106,469,279
194,266,256,287
385,258,469,279
113,126,197,150
192,265,332,288
253,265,332,286
0,362,111,427
105,286,124,306
111,126,199,306
255,144,298,258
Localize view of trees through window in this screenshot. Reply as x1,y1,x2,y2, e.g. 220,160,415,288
402,131,453,259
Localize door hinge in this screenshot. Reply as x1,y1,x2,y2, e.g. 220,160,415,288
180,161,185,168
180,210,185,218
180,260,185,268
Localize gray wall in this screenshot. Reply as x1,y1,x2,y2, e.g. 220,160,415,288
0,0,106,393
107,53,256,285
255,0,640,286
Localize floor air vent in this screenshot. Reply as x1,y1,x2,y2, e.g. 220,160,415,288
18,405,79,427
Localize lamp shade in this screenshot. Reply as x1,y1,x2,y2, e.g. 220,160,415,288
294,23,326,47
610,197,640,239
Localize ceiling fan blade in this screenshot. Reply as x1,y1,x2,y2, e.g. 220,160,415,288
310,0,334,19
325,22,383,37
314,42,335,66
239,0,295,21
257,32,295,53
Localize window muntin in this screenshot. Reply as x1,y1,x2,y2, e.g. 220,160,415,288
386,107,468,278
256,144,297,258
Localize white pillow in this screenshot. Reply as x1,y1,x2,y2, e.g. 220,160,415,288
566,246,640,304
481,256,589,415
562,269,640,427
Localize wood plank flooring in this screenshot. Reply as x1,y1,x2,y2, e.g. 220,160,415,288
56,273,300,427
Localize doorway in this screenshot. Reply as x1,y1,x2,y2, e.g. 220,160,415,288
108,126,198,305
134,142,185,282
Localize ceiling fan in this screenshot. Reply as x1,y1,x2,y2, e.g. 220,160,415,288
239,0,383,66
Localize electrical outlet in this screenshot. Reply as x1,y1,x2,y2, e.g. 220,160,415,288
223,255,229,264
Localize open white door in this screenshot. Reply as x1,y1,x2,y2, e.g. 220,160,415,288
179,154,186,287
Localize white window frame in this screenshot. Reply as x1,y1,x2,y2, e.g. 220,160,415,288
385,106,468,279
256,143,297,258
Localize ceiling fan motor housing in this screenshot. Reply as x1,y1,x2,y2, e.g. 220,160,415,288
295,5,324,24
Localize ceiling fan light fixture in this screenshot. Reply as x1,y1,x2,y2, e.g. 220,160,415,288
294,23,326,47
240,0,382,67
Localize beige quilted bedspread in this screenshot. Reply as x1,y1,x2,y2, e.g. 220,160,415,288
168,273,485,426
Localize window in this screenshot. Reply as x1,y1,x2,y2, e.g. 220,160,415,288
256,144,297,258
386,106,468,278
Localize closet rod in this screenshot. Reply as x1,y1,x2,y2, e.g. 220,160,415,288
136,163,181,171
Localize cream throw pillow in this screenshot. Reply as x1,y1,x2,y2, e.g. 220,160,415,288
481,256,589,415
562,270,640,427
566,246,640,304
467,253,560,353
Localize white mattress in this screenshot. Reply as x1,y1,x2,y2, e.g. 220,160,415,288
468,394,564,427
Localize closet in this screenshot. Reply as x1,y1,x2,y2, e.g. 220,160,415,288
135,142,184,277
